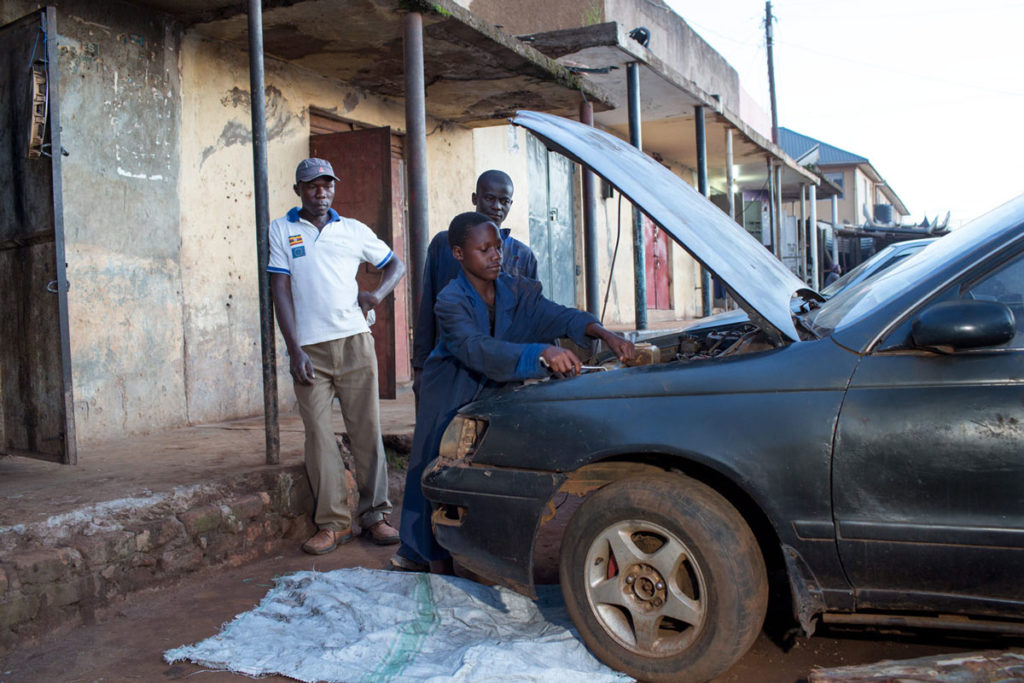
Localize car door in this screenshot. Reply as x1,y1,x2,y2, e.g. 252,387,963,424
833,246,1024,615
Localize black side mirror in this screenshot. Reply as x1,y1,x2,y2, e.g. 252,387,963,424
911,299,1016,350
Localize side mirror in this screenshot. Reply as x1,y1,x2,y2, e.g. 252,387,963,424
911,299,1016,350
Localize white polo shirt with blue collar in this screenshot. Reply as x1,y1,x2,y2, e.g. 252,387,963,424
268,207,393,347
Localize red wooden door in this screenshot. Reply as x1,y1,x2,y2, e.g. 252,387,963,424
644,216,672,310
310,128,397,399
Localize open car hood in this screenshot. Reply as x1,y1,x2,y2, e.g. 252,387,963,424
513,111,816,343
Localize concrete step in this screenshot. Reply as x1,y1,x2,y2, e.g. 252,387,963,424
0,400,415,652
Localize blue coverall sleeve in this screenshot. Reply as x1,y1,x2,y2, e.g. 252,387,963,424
515,278,597,347
434,292,549,384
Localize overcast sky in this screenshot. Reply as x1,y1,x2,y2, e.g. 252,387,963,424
665,0,1024,227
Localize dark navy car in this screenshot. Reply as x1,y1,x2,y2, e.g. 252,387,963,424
423,112,1024,682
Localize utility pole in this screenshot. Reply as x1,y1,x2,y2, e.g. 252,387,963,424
765,1,779,144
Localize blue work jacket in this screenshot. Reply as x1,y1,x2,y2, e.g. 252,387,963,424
412,228,539,369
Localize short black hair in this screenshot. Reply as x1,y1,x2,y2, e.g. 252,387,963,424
476,170,513,193
448,211,496,249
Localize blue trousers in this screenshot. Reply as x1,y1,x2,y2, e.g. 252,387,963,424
396,445,450,564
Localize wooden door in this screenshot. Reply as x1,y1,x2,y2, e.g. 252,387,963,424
527,134,577,307
310,128,398,399
644,216,672,310
0,9,76,464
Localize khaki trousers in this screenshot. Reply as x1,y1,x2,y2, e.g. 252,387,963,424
294,333,391,531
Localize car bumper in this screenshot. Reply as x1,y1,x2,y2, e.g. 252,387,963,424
422,460,566,598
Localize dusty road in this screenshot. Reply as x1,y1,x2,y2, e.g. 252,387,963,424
1,534,1000,683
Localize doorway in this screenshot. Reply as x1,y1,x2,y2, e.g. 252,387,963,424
0,9,76,464
644,216,672,310
308,113,409,399
526,134,577,307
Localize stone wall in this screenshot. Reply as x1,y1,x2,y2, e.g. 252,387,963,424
0,467,315,650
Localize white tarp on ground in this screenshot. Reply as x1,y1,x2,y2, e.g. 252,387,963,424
165,568,631,682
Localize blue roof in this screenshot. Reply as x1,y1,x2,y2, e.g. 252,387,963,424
779,128,869,166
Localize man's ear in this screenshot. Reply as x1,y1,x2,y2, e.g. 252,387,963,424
452,245,464,262
293,183,300,196
470,192,478,206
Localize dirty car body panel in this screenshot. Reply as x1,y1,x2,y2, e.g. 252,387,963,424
422,111,1024,678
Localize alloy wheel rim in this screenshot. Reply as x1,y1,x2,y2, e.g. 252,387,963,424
583,518,707,657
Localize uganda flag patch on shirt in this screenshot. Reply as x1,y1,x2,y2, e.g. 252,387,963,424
289,234,305,258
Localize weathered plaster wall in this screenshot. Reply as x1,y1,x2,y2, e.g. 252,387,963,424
32,1,188,442
457,0,740,114
458,0,602,36
591,192,699,328
179,33,473,421
604,0,740,113
472,126,531,243
3,2,479,443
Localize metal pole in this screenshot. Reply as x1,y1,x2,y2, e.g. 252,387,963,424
695,106,712,317
775,164,783,262
627,62,647,330
765,1,779,144
248,0,279,465
580,100,600,317
799,184,807,281
809,183,818,288
831,194,840,271
726,129,736,223
405,12,429,323
766,158,776,255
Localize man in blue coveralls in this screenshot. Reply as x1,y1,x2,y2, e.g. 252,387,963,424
392,212,635,574
411,170,537,397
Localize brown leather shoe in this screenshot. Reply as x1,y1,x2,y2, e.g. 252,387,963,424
363,519,400,546
301,527,353,555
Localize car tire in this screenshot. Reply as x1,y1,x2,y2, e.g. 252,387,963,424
559,474,768,683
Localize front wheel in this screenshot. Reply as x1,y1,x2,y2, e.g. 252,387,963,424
559,474,768,682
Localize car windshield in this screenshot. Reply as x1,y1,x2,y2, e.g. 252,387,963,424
803,227,986,334
819,240,930,298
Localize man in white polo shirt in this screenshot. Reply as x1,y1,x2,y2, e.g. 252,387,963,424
269,157,405,555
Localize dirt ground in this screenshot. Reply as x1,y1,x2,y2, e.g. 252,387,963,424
0,392,1010,682
0,531,995,683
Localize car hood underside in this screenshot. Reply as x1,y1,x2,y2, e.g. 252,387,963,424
512,110,816,343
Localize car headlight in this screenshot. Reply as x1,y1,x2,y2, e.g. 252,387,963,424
436,415,487,465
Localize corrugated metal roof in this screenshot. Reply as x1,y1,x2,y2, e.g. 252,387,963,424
779,128,869,166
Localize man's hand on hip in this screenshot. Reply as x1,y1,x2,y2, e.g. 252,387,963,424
358,291,380,316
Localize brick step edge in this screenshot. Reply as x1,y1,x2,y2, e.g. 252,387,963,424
0,466,316,652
